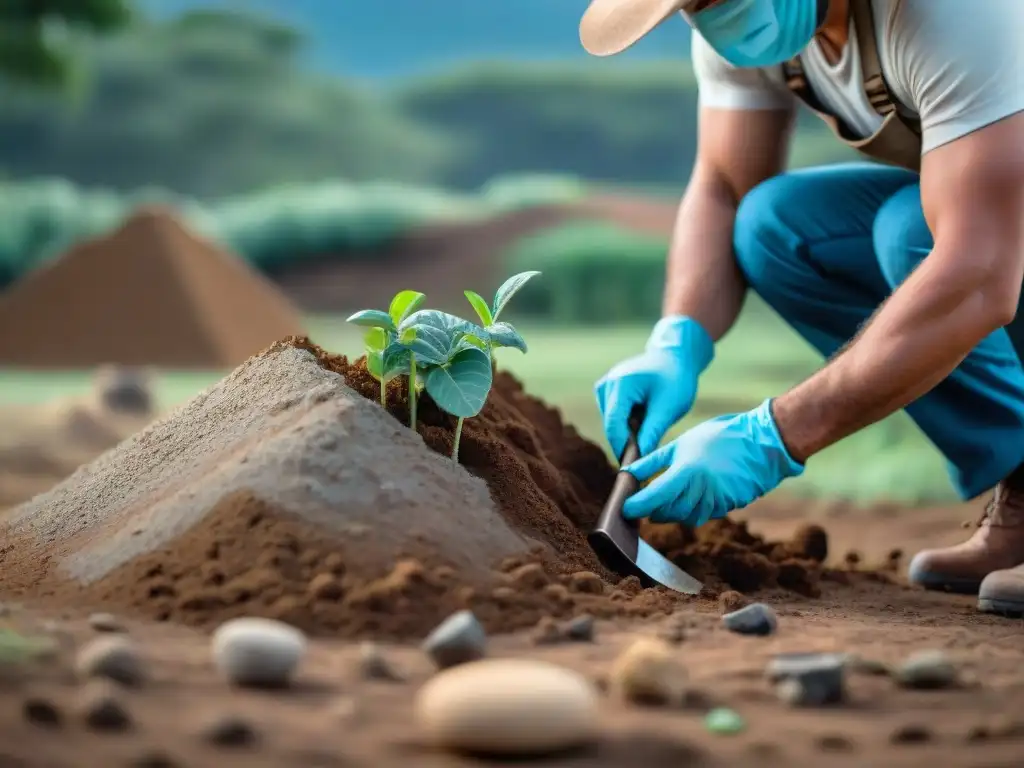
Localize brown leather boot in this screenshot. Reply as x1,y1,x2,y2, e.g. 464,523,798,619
978,564,1024,616
907,469,1024,594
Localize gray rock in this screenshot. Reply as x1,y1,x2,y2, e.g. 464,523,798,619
77,681,132,731
422,610,487,669
211,617,307,688
768,653,846,706
75,636,145,687
722,603,777,636
358,642,403,682
88,613,126,633
200,715,258,747
895,650,957,690
564,615,595,642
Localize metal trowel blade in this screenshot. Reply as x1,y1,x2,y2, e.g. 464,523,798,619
636,538,703,594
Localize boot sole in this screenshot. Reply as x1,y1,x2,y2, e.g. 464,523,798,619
978,596,1024,617
909,573,981,595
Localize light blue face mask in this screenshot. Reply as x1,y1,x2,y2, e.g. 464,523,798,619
686,0,827,69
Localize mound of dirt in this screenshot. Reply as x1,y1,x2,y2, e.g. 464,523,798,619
0,337,872,639
0,206,306,368
300,339,871,601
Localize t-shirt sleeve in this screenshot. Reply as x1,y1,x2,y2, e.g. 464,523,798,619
889,0,1024,156
690,30,795,112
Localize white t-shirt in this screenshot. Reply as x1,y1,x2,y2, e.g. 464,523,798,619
691,0,1024,159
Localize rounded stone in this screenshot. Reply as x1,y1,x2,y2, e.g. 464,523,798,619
609,637,687,706
211,618,307,688
415,658,599,756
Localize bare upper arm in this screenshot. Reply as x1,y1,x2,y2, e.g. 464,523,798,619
691,106,794,205
920,111,1024,315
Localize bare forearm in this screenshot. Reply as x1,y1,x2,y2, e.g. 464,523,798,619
662,169,747,340
773,248,1013,461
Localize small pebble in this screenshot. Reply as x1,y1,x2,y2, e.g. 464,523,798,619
422,610,487,670
415,658,599,756
705,707,745,735
87,613,126,633
211,617,307,688
201,714,258,747
769,653,846,706
608,637,688,707
890,724,931,744
77,681,131,731
22,696,61,727
895,650,957,690
359,642,403,681
722,603,777,636
75,636,145,687
564,614,595,642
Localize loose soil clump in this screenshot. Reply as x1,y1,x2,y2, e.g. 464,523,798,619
293,338,871,602
2,338,877,639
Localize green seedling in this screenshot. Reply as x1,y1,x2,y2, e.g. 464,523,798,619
395,309,491,458
346,290,426,407
464,270,540,355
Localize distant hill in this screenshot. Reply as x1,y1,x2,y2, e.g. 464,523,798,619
137,0,694,79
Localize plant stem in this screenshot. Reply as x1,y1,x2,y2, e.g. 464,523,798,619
380,380,386,408
452,418,464,461
409,353,417,429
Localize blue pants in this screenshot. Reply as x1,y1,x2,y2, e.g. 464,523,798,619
733,163,1024,500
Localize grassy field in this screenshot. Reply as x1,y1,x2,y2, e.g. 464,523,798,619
0,302,950,504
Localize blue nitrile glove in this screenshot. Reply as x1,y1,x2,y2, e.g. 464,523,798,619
594,315,714,460
621,398,804,527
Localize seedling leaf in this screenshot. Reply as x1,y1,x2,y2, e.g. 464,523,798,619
389,290,426,325
403,324,451,366
364,327,389,353
491,270,541,322
366,349,385,380
464,290,494,327
425,346,493,418
347,309,396,331
401,309,484,343
383,344,412,378
486,321,528,353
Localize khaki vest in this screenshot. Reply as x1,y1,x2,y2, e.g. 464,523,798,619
782,0,922,173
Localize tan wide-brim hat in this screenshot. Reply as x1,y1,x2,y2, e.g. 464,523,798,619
579,0,690,57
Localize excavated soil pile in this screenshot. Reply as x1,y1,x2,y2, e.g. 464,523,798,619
294,338,871,601
0,338,872,639
0,205,306,368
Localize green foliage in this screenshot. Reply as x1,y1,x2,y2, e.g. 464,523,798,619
0,7,854,200
424,346,493,419
0,0,132,87
463,271,540,354
0,177,584,288
502,221,669,324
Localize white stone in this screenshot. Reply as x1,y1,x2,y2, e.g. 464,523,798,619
211,617,307,688
415,658,599,756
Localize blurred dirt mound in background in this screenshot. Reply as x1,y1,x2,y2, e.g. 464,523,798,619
0,205,306,368
274,193,678,314
0,366,156,510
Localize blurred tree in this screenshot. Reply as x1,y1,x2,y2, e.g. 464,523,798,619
0,0,132,86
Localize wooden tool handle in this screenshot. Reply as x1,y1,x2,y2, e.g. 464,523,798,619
590,408,645,560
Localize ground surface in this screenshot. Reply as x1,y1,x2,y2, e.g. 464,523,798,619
0,499,1021,768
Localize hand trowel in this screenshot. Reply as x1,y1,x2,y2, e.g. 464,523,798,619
588,409,703,595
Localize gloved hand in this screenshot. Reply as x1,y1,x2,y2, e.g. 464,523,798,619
594,315,715,460
621,398,804,527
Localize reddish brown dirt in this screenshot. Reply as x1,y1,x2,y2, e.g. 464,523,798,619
293,338,881,604
0,206,306,368
272,194,678,314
